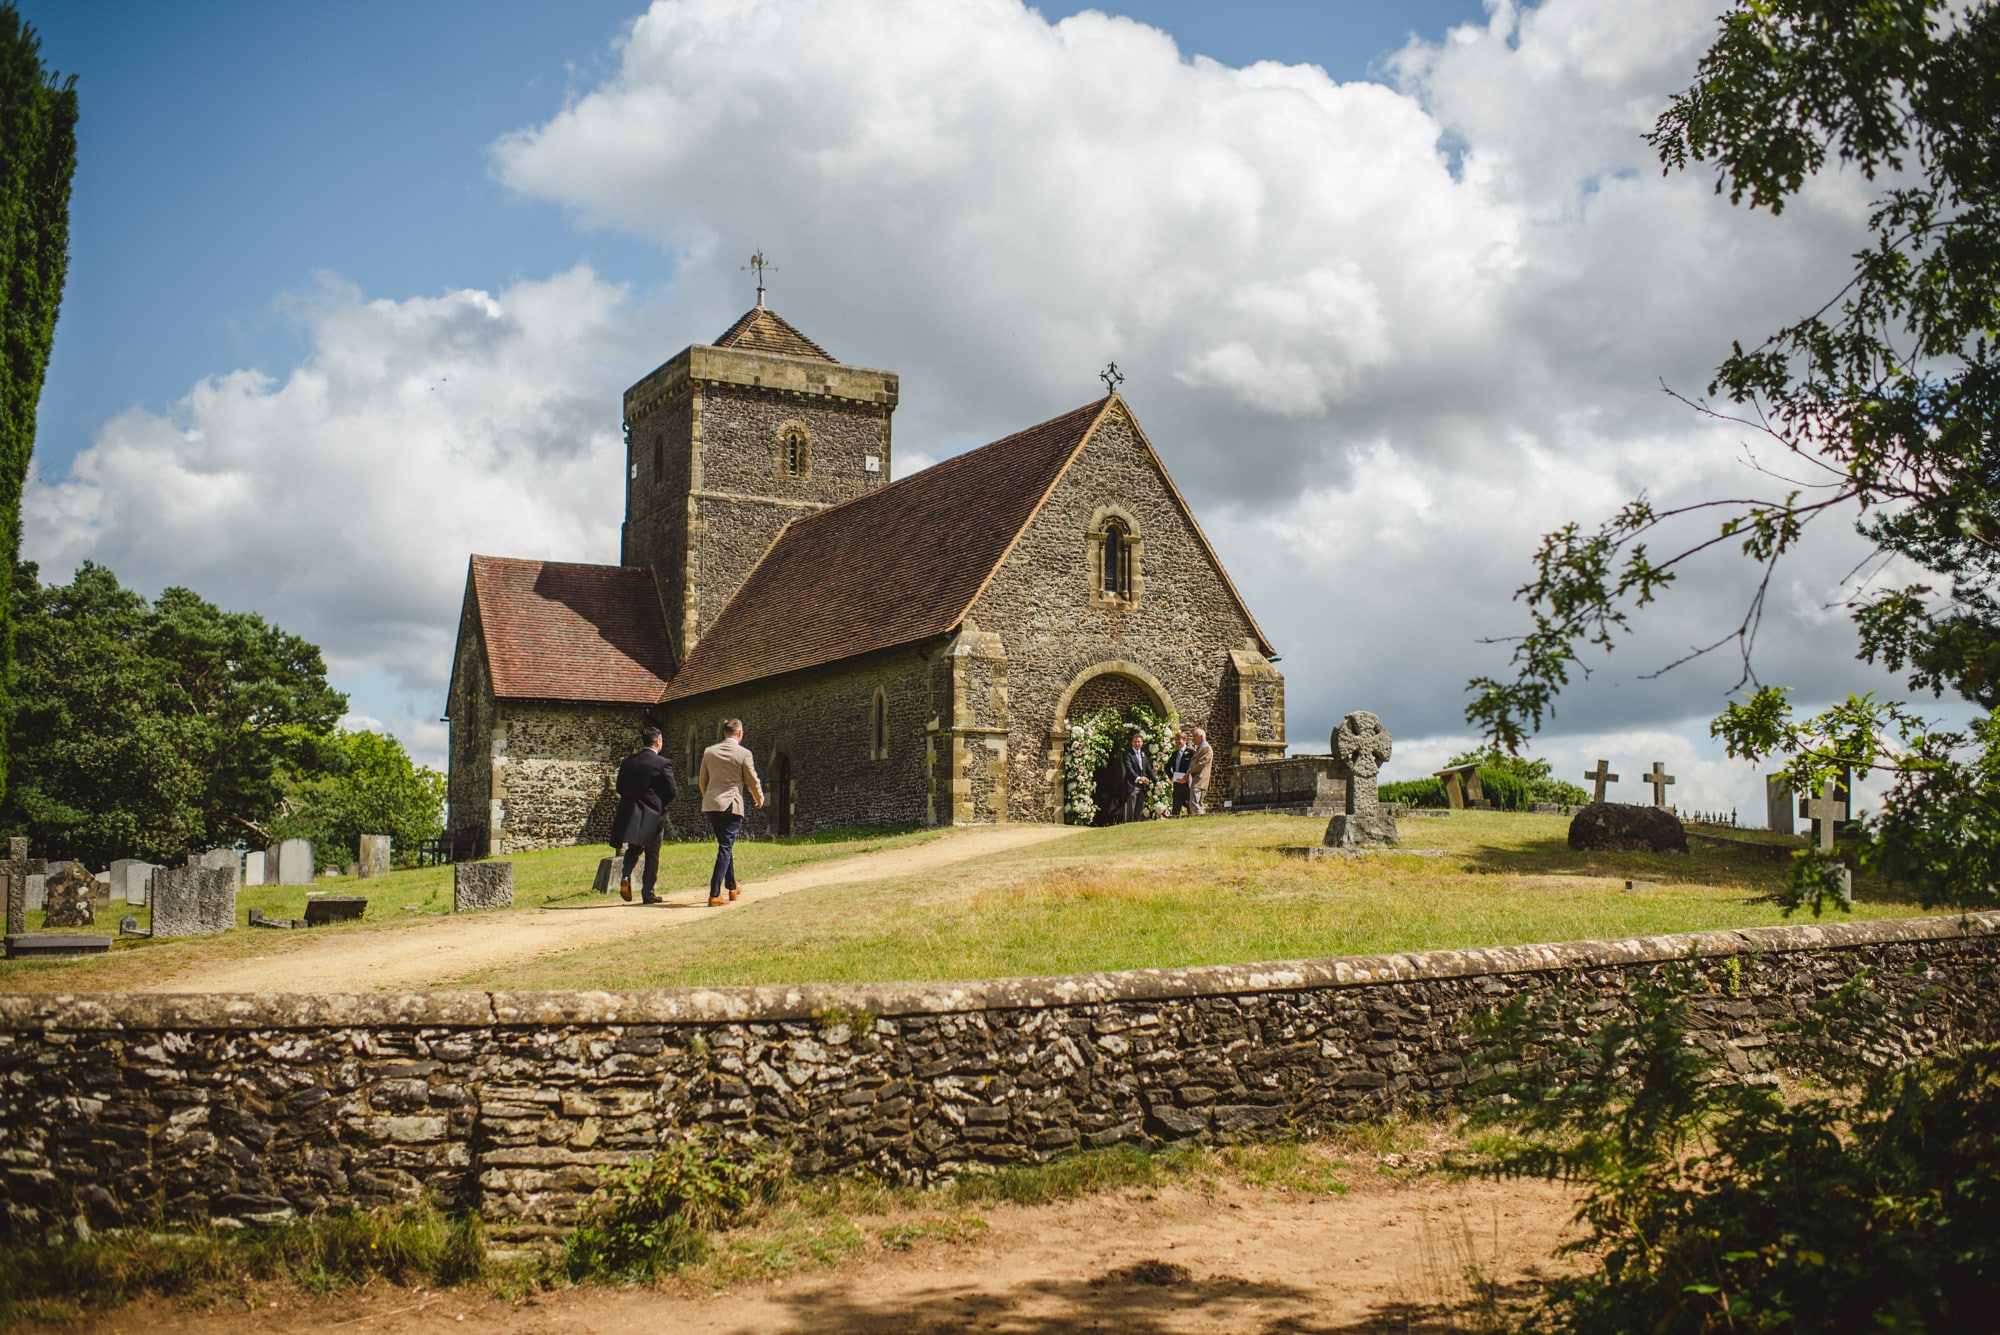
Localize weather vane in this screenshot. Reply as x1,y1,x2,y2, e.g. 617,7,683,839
743,251,777,308
1100,362,1124,395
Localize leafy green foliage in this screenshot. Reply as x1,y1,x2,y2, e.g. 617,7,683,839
563,1134,783,1280
1062,701,1178,824
0,5,78,809
1475,767,1530,812
1380,777,1449,808
1463,964,2000,1333
1447,747,1592,808
267,729,444,871
2,560,348,863
1467,0,2000,910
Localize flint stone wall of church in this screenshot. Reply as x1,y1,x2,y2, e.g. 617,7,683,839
622,392,695,650
5,915,1996,1240
491,704,640,853
970,408,1282,821
660,646,934,839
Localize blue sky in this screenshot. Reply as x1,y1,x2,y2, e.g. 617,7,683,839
13,0,1938,819
21,0,1484,480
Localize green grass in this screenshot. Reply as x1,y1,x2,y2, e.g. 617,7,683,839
0,825,939,992
471,811,1926,990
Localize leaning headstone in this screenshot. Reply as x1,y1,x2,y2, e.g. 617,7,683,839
41,862,98,928
1323,712,1399,848
356,835,391,879
454,861,514,913
275,839,314,885
241,850,266,886
593,857,616,894
150,864,236,938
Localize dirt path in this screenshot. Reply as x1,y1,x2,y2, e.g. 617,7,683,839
74,1172,1579,1334
143,825,1080,995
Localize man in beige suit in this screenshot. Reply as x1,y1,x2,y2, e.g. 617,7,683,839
699,718,764,907
1189,727,1214,815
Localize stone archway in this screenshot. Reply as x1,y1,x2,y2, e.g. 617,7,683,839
1049,660,1179,821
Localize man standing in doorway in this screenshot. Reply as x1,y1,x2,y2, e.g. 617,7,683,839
1121,731,1155,824
1189,728,1213,815
1167,729,1196,817
700,718,763,908
610,725,678,904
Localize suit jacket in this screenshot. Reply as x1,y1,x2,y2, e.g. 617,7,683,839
608,747,678,847
700,738,764,815
1168,745,1195,779
1120,745,1155,796
1189,740,1214,790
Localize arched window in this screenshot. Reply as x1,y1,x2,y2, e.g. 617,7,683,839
776,422,811,479
686,725,700,778
870,687,889,760
1089,507,1143,610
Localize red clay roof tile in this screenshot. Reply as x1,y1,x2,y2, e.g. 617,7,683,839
470,556,676,705
661,398,1113,702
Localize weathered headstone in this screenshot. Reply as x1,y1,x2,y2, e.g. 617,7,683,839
42,862,99,928
199,848,242,896
593,856,616,894
356,835,391,879
1323,713,1399,848
454,860,514,912
242,850,266,886
151,864,236,938
1584,759,1620,804
1765,775,1795,835
1431,763,1485,810
1644,762,1676,808
4,837,47,939
25,874,45,911
304,896,367,926
275,839,315,886
110,859,157,905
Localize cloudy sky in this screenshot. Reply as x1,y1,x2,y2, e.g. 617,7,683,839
19,0,1947,820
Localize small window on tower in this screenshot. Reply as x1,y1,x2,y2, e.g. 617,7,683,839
776,423,811,479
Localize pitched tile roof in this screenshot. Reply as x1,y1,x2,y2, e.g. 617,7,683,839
469,556,677,704
662,398,1114,702
711,304,837,363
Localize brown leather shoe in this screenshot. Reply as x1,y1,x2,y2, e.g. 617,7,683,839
707,895,725,908
728,886,741,901
618,876,632,902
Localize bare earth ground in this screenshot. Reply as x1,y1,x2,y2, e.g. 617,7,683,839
141,825,1080,995
67,1172,1580,1335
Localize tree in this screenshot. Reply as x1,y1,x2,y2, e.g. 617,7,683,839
0,5,78,809
1,561,349,863
1467,0,2000,911
267,729,444,871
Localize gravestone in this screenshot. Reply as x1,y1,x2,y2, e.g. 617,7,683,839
1764,775,1795,835
1431,763,1485,811
1567,802,1689,854
454,860,514,912
1644,762,1676,808
304,896,367,926
1323,712,1399,848
356,835,391,879
275,839,314,885
151,864,236,938
41,862,99,928
4,838,48,939
199,848,242,896
25,874,44,911
593,857,616,894
109,859,150,904
242,850,265,886
1583,759,1620,804
1799,770,1851,845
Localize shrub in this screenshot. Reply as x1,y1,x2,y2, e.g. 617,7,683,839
563,1135,784,1280
1380,778,1448,808
1474,767,1531,811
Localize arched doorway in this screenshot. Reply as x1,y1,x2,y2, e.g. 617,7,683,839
1049,660,1179,823
772,752,794,836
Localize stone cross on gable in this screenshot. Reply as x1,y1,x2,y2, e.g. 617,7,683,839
1584,759,1619,804
1645,762,1676,808
1807,781,1849,852
4,837,49,940
1332,711,1394,813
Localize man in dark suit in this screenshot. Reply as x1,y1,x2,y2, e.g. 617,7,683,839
1167,729,1196,817
609,725,678,904
1121,731,1155,824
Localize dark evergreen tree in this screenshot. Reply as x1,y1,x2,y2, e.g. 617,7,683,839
0,4,77,809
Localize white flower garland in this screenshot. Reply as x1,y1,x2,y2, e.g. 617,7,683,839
1063,703,1180,824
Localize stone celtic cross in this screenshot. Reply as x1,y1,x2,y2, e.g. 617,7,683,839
1807,781,1849,851
1645,762,1676,808
1332,711,1393,813
1584,759,1619,803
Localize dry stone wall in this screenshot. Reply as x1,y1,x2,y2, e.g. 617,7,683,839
5,915,1998,1240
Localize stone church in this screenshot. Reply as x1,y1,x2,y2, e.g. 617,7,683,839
445,297,1286,854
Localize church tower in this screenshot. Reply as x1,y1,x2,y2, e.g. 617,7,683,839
621,286,898,662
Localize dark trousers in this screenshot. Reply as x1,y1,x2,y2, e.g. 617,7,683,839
1123,788,1147,824
1171,779,1193,816
619,837,661,898
707,810,745,897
